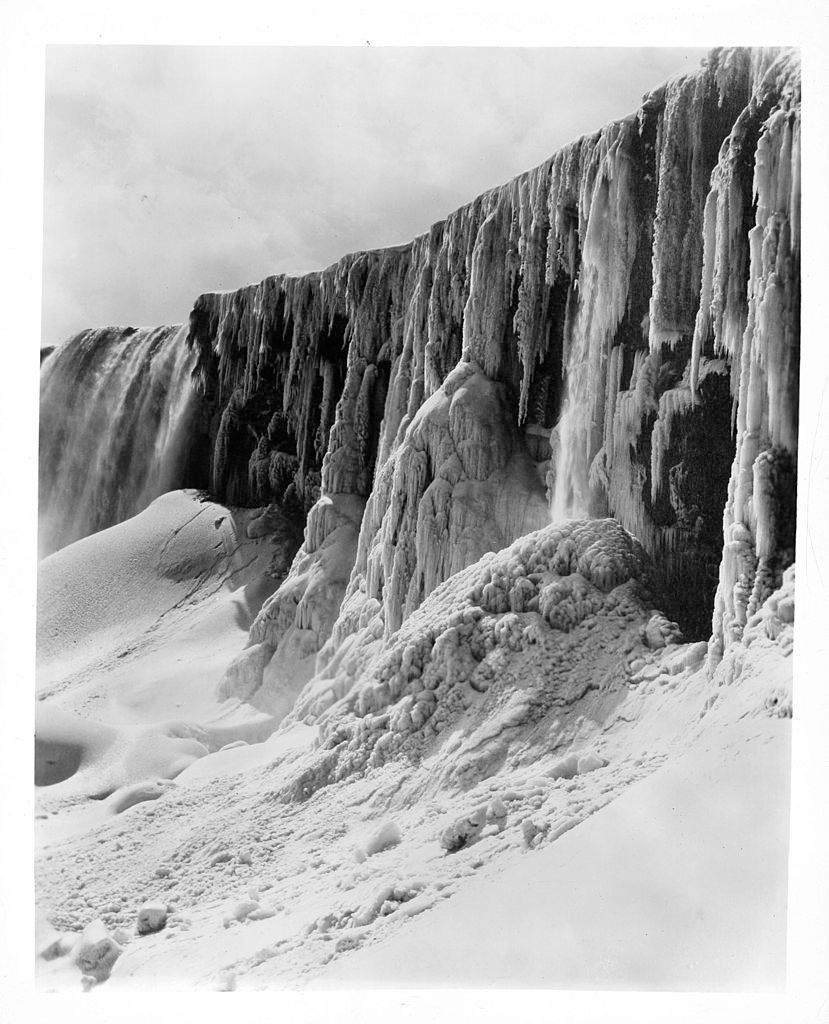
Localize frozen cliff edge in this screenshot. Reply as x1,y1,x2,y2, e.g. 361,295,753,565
38,46,800,711
200,46,799,715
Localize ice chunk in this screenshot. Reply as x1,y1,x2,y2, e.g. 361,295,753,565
136,901,168,936
73,919,122,982
364,820,403,857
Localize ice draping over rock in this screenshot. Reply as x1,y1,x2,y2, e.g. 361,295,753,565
39,47,800,686
278,518,674,794
685,54,800,661
225,46,797,696
546,51,797,634
187,271,353,510
218,492,366,719
39,326,199,556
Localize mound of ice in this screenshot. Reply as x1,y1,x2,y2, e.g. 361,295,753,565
288,519,658,792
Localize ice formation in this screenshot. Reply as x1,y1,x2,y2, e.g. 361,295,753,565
35,46,801,991
283,518,669,790
692,58,801,661
35,46,800,729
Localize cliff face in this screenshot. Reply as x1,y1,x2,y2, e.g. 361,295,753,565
39,47,800,710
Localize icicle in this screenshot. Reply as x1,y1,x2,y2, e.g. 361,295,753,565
650,385,695,503
42,47,799,710
709,54,800,658
550,120,641,523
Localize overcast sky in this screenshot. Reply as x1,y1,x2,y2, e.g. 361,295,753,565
42,46,710,345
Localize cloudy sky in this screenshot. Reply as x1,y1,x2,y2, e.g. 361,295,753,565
42,47,710,345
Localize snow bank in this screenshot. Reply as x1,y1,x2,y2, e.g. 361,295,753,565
316,718,789,991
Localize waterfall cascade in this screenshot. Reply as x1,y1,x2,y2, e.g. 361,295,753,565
38,325,200,557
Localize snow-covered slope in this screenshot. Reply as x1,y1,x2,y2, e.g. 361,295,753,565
35,511,793,990
36,491,300,801
315,714,789,991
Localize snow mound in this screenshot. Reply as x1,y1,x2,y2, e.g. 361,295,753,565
35,705,117,787
35,703,210,804
35,489,303,818
284,519,666,796
37,489,296,720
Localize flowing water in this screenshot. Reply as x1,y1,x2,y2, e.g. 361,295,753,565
38,325,198,557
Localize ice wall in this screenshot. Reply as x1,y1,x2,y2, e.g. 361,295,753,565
192,48,799,710
39,326,200,556
695,56,801,662
39,47,800,702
